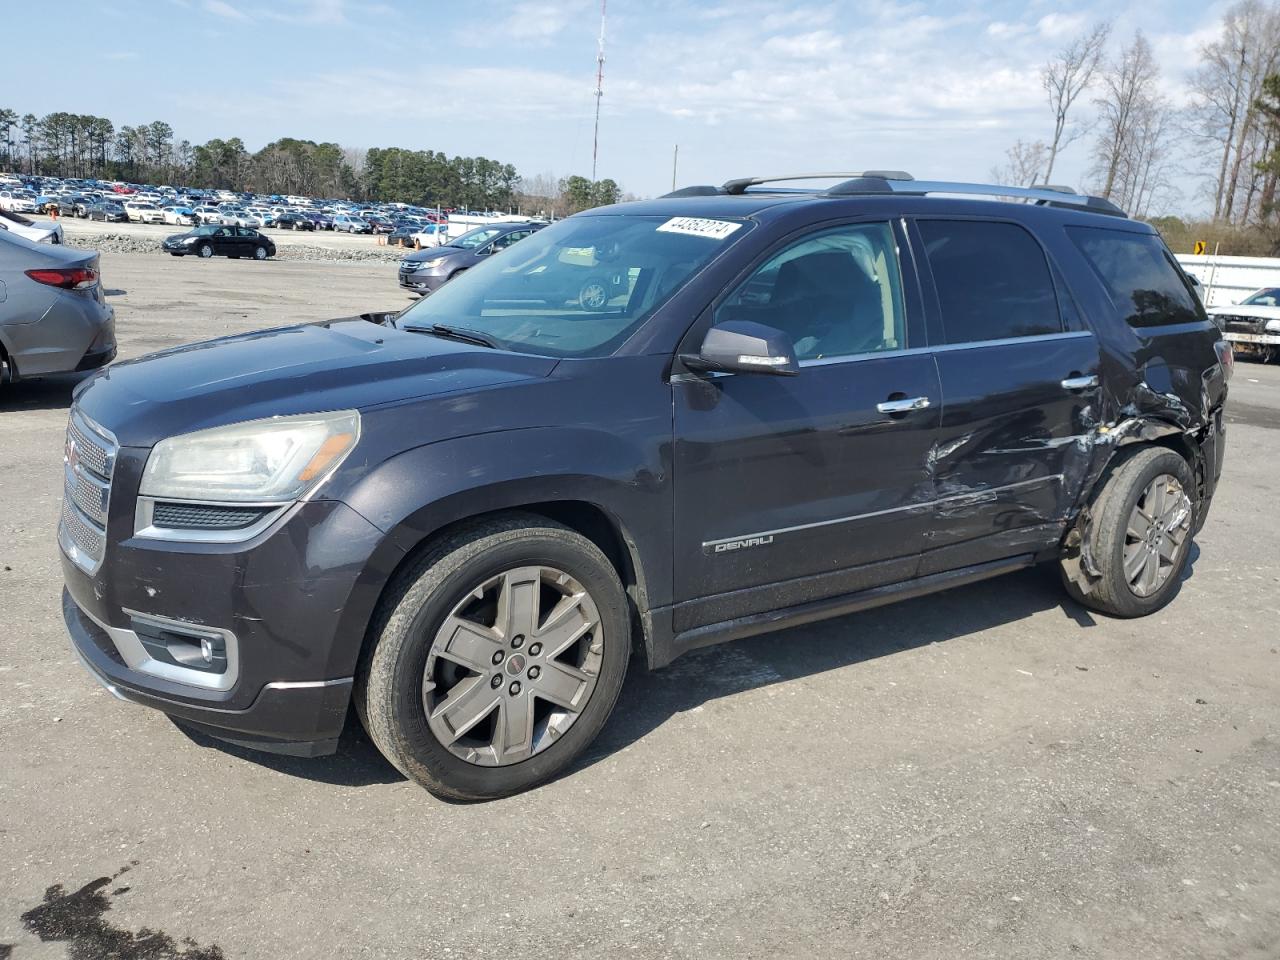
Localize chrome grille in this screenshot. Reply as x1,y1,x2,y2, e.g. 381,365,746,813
60,498,106,563
59,409,118,574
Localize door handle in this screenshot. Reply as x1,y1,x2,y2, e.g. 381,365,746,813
1061,375,1099,392
876,396,931,414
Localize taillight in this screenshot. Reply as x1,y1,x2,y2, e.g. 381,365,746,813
25,267,98,290
1213,339,1234,381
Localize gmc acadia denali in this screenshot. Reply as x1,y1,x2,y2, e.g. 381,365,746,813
60,172,1230,800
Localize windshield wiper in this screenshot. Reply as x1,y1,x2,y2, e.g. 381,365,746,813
404,322,500,349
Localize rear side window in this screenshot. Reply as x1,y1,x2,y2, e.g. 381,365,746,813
918,220,1062,343
1067,227,1202,328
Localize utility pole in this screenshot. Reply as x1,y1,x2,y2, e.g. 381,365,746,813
671,144,678,192
591,0,606,182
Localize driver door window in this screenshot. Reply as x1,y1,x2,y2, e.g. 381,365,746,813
716,222,907,361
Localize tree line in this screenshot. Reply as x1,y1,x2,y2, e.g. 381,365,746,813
0,108,619,213
993,0,1280,249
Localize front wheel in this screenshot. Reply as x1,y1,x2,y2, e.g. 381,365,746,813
198,244,214,258
356,515,630,800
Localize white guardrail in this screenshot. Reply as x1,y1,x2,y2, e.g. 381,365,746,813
1175,253,1280,308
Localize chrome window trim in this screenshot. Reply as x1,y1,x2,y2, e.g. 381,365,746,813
701,475,1064,550
797,330,1094,369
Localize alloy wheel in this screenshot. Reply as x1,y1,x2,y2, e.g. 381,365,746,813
423,565,603,767
1123,473,1191,597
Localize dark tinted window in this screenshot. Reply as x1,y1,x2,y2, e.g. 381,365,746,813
919,220,1061,343
1067,227,1201,327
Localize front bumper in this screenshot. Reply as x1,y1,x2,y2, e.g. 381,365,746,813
1223,331,1280,348
398,269,448,292
61,478,395,756
66,592,352,756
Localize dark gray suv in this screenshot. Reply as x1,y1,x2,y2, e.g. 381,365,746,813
398,221,545,294
61,172,1229,800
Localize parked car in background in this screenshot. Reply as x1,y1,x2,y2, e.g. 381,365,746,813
305,211,334,230
0,189,37,213
218,209,263,229
407,222,450,249
273,212,315,231
162,224,276,260
162,206,196,226
59,194,96,218
192,206,223,224
333,213,372,234
1207,286,1280,362
364,214,396,235
0,208,64,244
0,229,115,384
86,200,129,223
123,201,165,223
398,221,544,294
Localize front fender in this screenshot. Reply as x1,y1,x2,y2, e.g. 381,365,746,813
329,424,673,663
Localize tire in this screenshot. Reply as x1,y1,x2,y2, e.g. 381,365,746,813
253,245,268,260
356,514,631,800
578,275,612,312
1065,447,1197,618
198,244,213,258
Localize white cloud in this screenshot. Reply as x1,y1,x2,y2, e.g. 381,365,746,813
1036,12,1087,39
501,0,590,42
203,0,249,20
761,30,843,58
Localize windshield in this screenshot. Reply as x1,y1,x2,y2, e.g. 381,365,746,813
1242,288,1280,307
396,214,750,358
446,227,504,249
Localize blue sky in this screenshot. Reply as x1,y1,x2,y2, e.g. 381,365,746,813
3,0,1224,209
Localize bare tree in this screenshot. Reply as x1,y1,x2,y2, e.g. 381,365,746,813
991,140,1050,186
1090,32,1163,204
1189,0,1280,222
1040,21,1111,184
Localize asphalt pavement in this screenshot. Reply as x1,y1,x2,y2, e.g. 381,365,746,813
1,253,1278,959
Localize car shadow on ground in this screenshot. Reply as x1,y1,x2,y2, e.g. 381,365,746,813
167,551,1202,796
0,372,93,412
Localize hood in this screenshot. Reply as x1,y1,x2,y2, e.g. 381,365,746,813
1207,302,1280,319
73,317,558,446
403,244,469,264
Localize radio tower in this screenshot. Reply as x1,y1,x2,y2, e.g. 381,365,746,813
591,0,606,182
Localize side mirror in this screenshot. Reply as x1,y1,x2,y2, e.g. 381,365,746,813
682,320,799,377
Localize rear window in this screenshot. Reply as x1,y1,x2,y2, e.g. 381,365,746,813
1067,227,1202,328
918,219,1062,343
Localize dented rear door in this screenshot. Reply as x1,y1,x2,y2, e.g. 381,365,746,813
912,217,1101,572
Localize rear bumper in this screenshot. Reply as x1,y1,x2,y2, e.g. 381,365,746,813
2,296,114,378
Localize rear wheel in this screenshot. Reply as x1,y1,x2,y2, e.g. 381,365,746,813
1064,447,1197,617
253,245,268,260
356,515,630,800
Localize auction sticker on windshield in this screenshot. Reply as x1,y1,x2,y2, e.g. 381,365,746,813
656,217,743,240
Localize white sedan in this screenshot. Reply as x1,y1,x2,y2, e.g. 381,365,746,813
162,206,196,226
1207,286,1280,359
0,189,37,213
219,210,263,229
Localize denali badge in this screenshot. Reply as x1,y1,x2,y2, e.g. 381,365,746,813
708,534,775,555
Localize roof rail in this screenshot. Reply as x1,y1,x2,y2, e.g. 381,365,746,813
825,177,1126,217
721,171,914,195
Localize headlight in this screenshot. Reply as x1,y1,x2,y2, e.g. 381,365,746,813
140,411,361,503
1266,319,1280,333
416,257,447,269
181,236,197,245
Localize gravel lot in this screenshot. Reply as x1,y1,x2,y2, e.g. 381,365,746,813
1,250,1278,960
